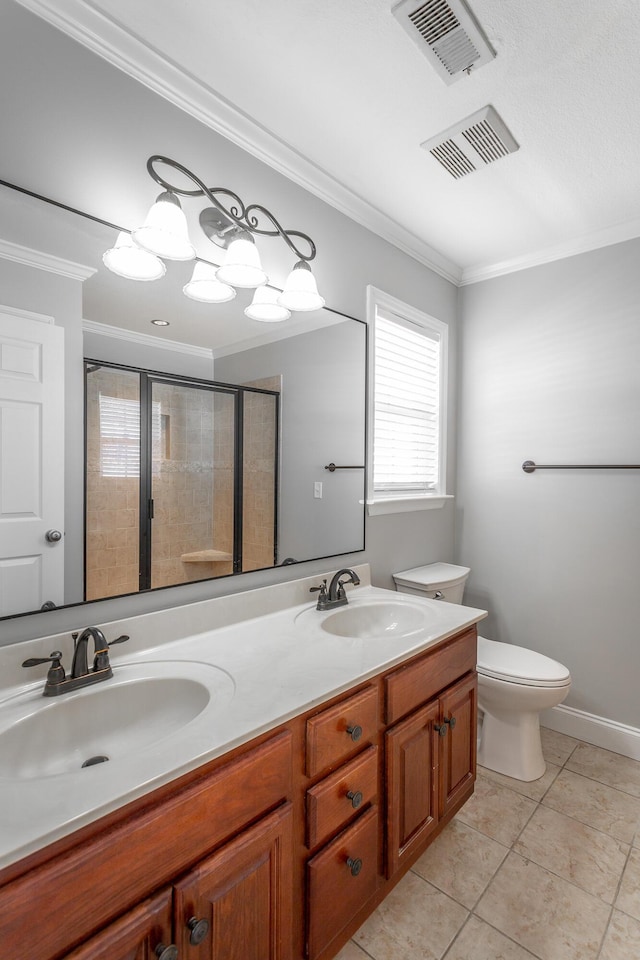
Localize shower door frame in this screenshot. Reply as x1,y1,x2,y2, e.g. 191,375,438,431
84,359,280,599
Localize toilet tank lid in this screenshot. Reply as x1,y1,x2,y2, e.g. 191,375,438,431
392,562,470,590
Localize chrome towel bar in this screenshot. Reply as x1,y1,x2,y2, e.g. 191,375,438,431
522,460,640,473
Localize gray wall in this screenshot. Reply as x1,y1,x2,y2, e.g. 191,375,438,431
457,239,640,728
0,3,457,644
217,321,366,562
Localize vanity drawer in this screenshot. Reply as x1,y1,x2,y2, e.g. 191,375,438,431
306,746,378,849
385,627,477,724
306,686,378,777
307,806,379,960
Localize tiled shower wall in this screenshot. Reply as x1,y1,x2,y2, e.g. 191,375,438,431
85,368,140,601
242,377,280,572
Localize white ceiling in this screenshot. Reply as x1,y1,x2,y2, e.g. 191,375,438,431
15,0,640,284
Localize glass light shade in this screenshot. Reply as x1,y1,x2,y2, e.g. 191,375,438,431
216,233,267,288
102,232,166,281
278,261,325,312
244,285,291,322
183,261,236,303
133,191,195,261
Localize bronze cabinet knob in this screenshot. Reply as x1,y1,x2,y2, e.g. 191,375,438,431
187,917,210,946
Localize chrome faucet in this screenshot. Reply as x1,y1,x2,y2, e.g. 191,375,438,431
310,568,360,611
22,628,129,697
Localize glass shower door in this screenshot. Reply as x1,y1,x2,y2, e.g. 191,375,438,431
149,380,236,588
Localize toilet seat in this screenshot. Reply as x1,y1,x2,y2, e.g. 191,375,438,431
477,636,571,688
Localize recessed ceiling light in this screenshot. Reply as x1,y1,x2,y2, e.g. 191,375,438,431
151,319,170,326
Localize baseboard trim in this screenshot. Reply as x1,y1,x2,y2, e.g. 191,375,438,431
541,704,640,762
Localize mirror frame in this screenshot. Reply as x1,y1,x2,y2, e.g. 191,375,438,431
0,179,368,622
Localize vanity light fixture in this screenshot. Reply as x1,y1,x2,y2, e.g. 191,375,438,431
104,155,323,315
102,231,166,281
133,190,196,261
244,285,291,323
183,261,236,303
278,260,325,312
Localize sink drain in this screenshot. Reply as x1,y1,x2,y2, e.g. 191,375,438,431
81,755,110,768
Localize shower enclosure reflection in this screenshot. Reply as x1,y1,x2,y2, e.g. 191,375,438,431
85,363,278,601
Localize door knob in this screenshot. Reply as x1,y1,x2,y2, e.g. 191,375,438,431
45,529,62,543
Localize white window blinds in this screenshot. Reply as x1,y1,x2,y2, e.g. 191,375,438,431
373,309,443,498
98,395,161,478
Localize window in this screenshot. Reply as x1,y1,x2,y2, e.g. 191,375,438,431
98,394,161,478
366,287,450,514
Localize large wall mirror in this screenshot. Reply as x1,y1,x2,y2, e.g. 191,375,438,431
0,182,366,621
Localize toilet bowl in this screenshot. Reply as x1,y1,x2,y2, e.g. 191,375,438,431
392,563,572,782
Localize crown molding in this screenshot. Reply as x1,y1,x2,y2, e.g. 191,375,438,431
82,318,214,359
0,237,95,281
15,0,461,286
0,303,55,325
460,216,640,286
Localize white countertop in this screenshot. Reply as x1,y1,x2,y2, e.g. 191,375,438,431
0,567,486,871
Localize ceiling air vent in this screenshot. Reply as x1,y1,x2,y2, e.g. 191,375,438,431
392,0,495,84
421,106,519,179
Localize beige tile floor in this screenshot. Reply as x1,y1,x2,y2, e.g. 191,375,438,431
336,729,640,960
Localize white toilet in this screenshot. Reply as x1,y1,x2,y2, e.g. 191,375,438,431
392,563,571,782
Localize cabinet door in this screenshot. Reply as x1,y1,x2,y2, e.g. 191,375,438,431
173,802,293,960
385,699,440,877
62,888,173,960
307,806,379,960
439,672,477,818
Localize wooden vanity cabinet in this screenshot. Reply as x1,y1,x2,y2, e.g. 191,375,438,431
62,888,174,960
0,731,292,960
384,630,477,877
304,687,381,960
173,802,293,960
60,804,293,960
0,625,479,960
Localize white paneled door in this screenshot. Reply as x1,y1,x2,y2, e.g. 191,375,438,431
0,306,65,617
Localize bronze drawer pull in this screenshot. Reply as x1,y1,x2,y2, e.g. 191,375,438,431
434,723,448,737
346,790,363,809
187,916,210,946
154,944,178,960
445,716,457,729
346,856,363,876
346,724,362,742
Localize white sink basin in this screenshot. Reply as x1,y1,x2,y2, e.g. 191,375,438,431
0,660,235,780
297,598,435,640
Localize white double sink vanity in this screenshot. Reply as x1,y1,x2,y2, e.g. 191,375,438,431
0,564,486,960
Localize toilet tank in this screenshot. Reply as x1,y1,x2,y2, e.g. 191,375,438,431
392,562,470,604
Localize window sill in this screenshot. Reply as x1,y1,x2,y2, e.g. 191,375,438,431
366,495,454,516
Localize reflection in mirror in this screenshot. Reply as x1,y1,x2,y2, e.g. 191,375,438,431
0,181,366,620
85,362,280,601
